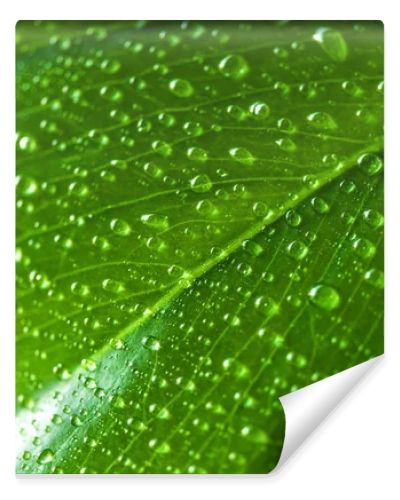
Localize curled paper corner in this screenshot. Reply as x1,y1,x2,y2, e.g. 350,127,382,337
272,355,383,473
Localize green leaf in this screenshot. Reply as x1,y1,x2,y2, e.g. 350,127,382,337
16,20,384,474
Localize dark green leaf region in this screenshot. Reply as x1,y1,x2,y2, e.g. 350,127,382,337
16,20,384,474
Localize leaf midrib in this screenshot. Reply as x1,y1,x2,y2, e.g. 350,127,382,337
16,143,381,390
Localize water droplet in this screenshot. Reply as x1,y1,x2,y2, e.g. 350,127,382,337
109,338,124,350
307,111,337,130
313,27,348,62
249,101,270,120
152,140,172,157
100,59,121,74
242,239,263,256
276,137,297,152
190,174,212,193
37,449,54,464
110,218,131,236
218,54,249,79
146,236,166,252
16,175,38,196
18,135,37,152
254,295,279,317
229,147,254,165
364,268,384,289
195,199,217,216
277,117,295,133
286,240,309,261
183,121,203,136
252,201,272,219
71,415,83,427
81,358,97,372
102,278,125,294
357,153,383,176
342,80,364,97
363,209,384,229
352,238,376,259
187,147,208,162
227,104,247,121
168,78,193,97
311,196,330,214
237,262,253,276
71,281,89,297
339,179,356,194
285,209,302,227
142,336,161,351
141,213,170,230
68,181,89,198
143,161,163,179
158,112,176,127
308,284,341,310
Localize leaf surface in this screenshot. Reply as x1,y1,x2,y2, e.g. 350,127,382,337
16,20,383,473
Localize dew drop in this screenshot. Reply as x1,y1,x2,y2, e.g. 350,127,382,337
352,238,376,259
364,268,384,289
37,449,54,465
110,218,131,236
71,281,89,297
313,27,348,62
229,147,255,165
218,54,249,79
309,284,340,310
16,175,38,196
142,335,161,351
187,147,208,162
242,239,263,256
140,213,170,230
227,104,247,121
152,140,172,157
68,181,89,198
363,209,384,229
286,240,309,261
18,135,37,152
285,209,302,227
311,196,330,214
71,415,83,427
143,161,163,179
102,278,125,294
254,295,279,317
190,174,212,193
168,78,194,97
195,199,217,216
81,358,97,372
249,101,270,120
357,153,383,176
307,111,337,130
276,137,297,152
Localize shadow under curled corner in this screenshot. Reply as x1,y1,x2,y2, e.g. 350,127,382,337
272,355,383,473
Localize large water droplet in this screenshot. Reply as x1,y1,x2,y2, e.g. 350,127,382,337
110,218,131,236
218,55,249,79
308,284,341,310
190,174,212,193
313,27,348,62
357,153,383,176
307,111,337,130
286,240,309,261
229,147,255,165
187,147,208,162
168,78,194,98
37,449,54,464
141,213,170,230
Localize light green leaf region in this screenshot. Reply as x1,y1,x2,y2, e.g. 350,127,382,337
16,21,383,473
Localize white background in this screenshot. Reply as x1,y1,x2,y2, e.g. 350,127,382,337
1,1,399,498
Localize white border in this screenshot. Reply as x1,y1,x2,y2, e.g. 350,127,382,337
1,2,399,498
